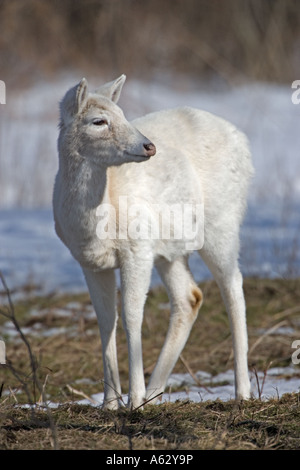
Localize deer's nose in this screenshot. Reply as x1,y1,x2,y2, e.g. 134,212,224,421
143,142,156,157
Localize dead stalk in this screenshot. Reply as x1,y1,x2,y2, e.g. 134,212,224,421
0,271,59,449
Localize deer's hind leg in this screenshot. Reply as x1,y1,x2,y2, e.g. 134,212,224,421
146,256,203,403
199,233,251,400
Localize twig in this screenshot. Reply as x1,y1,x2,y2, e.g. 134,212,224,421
0,271,39,403
180,354,212,394
251,361,272,400
66,383,99,405
38,373,50,405
249,320,288,356
260,361,273,397
133,392,164,411
273,305,300,322
0,271,59,449
101,379,126,408
251,366,262,400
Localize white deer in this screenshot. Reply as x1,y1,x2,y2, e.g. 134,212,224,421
53,75,254,409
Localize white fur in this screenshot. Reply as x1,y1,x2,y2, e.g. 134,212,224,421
53,75,254,409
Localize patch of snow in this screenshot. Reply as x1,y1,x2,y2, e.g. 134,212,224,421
70,366,300,407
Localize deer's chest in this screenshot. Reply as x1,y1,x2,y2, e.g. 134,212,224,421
54,204,119,271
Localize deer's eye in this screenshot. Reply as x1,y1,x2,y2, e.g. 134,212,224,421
92,118,108,126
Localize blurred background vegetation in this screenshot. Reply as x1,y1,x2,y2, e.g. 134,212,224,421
0,0,299,88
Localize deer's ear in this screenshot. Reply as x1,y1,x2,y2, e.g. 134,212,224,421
59,78,88,126
95,75,126,103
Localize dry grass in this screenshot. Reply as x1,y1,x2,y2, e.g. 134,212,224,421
1,395,300,450
0,276,300,450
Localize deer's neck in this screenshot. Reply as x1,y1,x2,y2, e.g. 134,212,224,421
54,155,119,270
59,156,110,212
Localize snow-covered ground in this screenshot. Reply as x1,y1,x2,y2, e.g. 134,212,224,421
0,75,299,402
73,366,300,406
0,200,299,295
17,367,298,408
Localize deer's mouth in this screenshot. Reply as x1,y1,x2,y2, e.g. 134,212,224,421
124,144,156,161
124,152,152,162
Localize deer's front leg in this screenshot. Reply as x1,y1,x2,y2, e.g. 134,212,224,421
83,268,122,409
120,253,153,409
